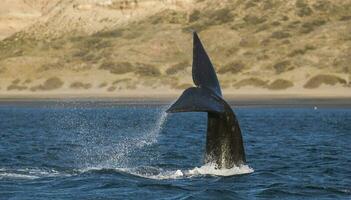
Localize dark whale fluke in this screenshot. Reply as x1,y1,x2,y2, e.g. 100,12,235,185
166,32,246,169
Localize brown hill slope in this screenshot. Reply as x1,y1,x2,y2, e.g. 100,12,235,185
0,0,60,40
0,0,350,97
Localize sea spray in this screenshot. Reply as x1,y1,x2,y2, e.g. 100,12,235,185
103,106,169,167
136,110,168,147
71,105,169,169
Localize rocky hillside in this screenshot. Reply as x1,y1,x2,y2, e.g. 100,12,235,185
0,0,350,96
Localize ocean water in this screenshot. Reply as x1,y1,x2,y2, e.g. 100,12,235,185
0,101,350,199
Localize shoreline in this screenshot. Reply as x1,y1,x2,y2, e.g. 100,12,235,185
0,93,351,108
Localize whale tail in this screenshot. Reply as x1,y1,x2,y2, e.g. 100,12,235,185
166,32,224,114
166,32,246,168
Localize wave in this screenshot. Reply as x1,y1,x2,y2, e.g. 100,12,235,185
0,163,253,180
80,163,254,180
0,168,73,180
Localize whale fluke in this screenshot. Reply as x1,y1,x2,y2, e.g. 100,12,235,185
192,32,222,97
166,87,225,114
167,32,246,169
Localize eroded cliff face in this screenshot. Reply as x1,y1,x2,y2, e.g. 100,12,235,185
0,0,350,95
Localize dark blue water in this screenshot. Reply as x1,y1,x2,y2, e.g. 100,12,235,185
0,102,350,199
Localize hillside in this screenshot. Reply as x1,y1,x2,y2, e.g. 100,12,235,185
0,0,350,98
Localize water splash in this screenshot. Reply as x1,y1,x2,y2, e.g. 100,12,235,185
187,163,254,177
136,110,168,147
79,163,254,180
88,106,169,168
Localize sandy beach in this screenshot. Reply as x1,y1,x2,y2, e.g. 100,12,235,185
1,88,350,108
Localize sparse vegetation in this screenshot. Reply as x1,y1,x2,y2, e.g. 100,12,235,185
300,19,326,33
243,15,266,25
39,62,64,71
135,63,161,77
208,8,233,24
304,74,347,89
273,60,292,74
295,0,313,17
7,84,27,91
12,79,20,84
173,83,192,90
0,0,350,95
183,8,233,32
218,62,245,74
340,16,351,21
99,62,134,74
165,62,189,75
189,10,201,23
93,29,123,38
112,78,131,85
107,86,116,92
99,82,107,88
70,82,92,89
233,78,268,88
23,79,31,84
150,10,187,24
0,67,6,73
30,77,64,91
288,45,316,57
312,0,332,12
271,31,291,39
76,37,112,50
162,77,179,89
268,79,294,90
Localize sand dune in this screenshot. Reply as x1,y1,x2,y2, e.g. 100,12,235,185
0,0,350,98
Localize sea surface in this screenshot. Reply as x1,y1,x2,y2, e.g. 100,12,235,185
0,101,350,199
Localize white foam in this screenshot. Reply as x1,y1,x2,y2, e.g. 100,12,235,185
0,168,72,180
97,163,254,180
186,163,254,177
123,168,185,180
0,172,39,180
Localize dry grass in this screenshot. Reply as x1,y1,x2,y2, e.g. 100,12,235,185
233,78,268,89
39,62,64,72
271,31,291,39
99,62,134,74
98,82,108,88
107,86,116,92
243,15,266,25
24,79,32,84
92,29,123,38
288,45,316,57
304,74,347,89
165,62,189,75
273,60,293,74
7,84,27,91
112,78,136,90
295,0,313,17
218,62,245,74
1,0,350,94
150,10,187,24
135,63,161,77
70,82,92,89
12,79,20,84
184,8,234,32
268,79,294,90
112,78,131,85
30,77,64,91
173,83,192,90
300,19,327,34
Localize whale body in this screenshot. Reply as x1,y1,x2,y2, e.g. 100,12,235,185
166,32,246,169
